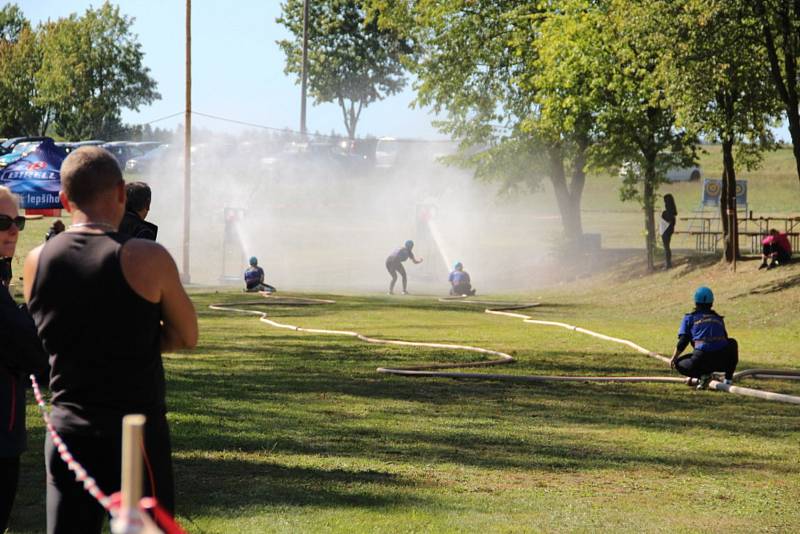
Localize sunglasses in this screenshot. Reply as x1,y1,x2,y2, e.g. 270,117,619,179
0,215,26,231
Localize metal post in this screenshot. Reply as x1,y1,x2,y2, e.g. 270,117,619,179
183,0,192,283
300,0,309,135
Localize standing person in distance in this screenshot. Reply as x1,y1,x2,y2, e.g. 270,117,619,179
385,240,423,295
118,181,158,241
660,193,677,270
24,147,198,534
0,186,48,532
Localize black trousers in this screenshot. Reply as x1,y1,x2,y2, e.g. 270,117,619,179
763,243,791,263
0,456,20,532
450,283,473,296
662,230,673,267
675,338,739,381
45,414,174,534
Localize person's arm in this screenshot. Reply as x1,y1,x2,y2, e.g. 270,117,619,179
670,315,692,369
120,241,198,352
409,250,423,264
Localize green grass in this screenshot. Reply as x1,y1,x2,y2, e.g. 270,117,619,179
5,149,800,532
10,257,800,532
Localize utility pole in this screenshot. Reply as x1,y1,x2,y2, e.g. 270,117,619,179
300,0,309,135
183,0,192,283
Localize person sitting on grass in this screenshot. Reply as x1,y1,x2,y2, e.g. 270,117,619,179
244,256,276,293
448,261,476,296
44,219,65,241
670,286,738,390
759,228,791,270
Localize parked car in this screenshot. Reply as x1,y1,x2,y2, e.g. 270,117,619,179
0,140,46,168
619,159,701,183
102,141,160,168
125,144,173,174
0,136,52,156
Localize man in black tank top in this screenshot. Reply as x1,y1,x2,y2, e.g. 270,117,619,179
24,147,198,534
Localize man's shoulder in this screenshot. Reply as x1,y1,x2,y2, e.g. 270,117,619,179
120,238,171,266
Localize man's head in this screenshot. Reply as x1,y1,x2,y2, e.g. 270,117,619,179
404,240,414,250
453,261,463,271
125,181,152,219
249,256,258,266
60,147,125,223
770,228,780,236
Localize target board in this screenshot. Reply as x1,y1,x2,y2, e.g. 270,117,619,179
702,179,747,206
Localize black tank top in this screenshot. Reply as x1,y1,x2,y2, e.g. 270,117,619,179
29,232,164,433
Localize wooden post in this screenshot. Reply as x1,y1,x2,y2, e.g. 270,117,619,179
182,0,192,283
111,414,162,533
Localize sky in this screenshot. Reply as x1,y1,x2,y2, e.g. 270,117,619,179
19,0,447,140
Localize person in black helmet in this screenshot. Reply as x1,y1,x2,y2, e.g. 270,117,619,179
385,240,423,295
670,286,738,390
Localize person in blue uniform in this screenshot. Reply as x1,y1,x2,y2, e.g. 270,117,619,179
448,261,476,296
244,256,276,293
670,286,738,389
385,240,423,295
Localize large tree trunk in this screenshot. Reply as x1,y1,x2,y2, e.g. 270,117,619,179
643,157,657,271
720,139,740,262
547,144,584,244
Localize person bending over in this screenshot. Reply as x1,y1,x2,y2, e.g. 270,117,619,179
44,220,65,242
448,261,476,296
244,256,276,293
670,286,738,390
759,228,791,270
24,147,198,534
386,240,423,295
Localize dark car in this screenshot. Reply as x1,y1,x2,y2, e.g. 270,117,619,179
103,142,151,168
125,144,172,174
0,136,53,156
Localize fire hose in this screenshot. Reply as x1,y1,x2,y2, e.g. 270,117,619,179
209,295,800,405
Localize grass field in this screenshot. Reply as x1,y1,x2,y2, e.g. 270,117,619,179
8,255,800,533
4,148,800,532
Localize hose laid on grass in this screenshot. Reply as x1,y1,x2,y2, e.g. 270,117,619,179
209,294,800,405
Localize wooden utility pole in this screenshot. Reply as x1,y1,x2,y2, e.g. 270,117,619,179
183,0,192,283
300,0,309,135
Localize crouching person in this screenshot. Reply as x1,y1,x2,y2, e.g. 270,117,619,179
670,286,738,389
448,262,476,296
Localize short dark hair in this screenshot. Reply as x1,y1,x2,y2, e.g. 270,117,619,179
125,182,152,213
60,147,123,206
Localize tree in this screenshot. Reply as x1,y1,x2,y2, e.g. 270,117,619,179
751,1,800,185
576,0,697,270
35,2,159,140
375,1,593,243
277,0,411,139
663,0,780,262
0,4,44,136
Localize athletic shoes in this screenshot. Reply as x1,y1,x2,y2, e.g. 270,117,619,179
723,379,733,386
758,262,768,270
767,260,778,270
402,290,409,295
696,374,712,390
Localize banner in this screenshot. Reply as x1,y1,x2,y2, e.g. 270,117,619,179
702,179,747,207
0,139,65,209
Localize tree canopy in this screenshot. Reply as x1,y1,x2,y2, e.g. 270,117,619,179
277,0,412,139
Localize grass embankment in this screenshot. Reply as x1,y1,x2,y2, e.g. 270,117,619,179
9,253,799,533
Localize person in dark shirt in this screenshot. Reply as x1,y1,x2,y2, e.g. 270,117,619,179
118,181,158,241
24,147,197,533
244,256,276,293
0,186,48,532
448,261,476,296
759,228,792,270
44,220,65,242
670,286,738,389
385,240,423,295
660,194,677,269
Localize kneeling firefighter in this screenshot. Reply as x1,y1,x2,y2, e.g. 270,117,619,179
670,286,738,389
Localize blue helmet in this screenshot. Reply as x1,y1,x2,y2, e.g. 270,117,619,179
694,286,714,304
453,261,463,270
249,256,258,266
404,240,414,249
